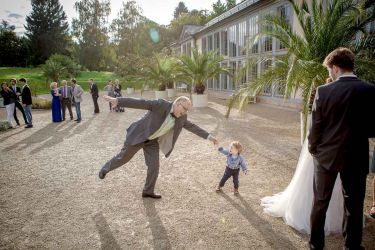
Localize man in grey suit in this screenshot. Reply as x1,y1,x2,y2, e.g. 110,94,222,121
71,79,83,123
59,80,73,121
99,96,218,198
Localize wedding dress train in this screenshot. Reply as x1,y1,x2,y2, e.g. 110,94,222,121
261,140,344,235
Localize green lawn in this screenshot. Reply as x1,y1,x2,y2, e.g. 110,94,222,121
0,67,147,95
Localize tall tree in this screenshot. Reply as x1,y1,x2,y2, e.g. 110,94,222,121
0,20,30,67
25,0,70,65
210,0,237,20
226,0,236,10
111,1,143,55
174,2,189,19
72,0,111,71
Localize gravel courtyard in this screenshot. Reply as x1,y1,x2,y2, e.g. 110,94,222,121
0,91,374,249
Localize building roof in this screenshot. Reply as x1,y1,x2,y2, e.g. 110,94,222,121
179,25,203,41
195,0,262,35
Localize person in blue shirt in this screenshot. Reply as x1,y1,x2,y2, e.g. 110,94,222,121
216,141,248,194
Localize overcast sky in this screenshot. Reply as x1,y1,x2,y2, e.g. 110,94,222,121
0,0,218,36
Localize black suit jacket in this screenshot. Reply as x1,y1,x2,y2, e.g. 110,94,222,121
91,83,99,97
118,98,209,157
0,89,16,105
308,76,375,173
21,85,32,105
10,86,21,101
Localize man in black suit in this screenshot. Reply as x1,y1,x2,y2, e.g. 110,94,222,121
99,96,218,199
19,78,33,128
89,78,99,114
10,78,28,126
308,47,375,250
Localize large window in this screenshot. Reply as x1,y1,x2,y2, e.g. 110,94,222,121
238,21,247,56
221,30,228,56
248,15,259,54
202,37,207,53
214,32,220,53
237,61,247,86
262,60,272,95
208,35,213,51
229,25,237,57
248,62,258,82
263,36,273,52
220,62,228,90
186,42,191,56
228,61,236,90
278,5,291,49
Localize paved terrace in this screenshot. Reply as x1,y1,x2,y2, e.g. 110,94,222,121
0,91,374,249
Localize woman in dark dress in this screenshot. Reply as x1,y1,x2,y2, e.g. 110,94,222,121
50,82,62,122
1,82,16,128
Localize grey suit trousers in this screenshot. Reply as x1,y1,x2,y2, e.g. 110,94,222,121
101,139,160,194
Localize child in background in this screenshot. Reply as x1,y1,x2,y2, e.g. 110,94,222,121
216,141,247,194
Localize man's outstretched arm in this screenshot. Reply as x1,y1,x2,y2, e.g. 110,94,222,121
104,95,160,111
183,119,218,145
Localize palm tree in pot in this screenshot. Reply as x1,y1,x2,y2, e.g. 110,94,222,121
178,48,229,107
226,0,375,138
144,54,178,99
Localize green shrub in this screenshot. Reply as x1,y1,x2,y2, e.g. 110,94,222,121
0,120,11,131
43,54,81,82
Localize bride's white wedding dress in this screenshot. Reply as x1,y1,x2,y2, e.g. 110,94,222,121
261,139,344,235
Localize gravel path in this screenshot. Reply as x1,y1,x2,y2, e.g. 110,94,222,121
0,91,374,249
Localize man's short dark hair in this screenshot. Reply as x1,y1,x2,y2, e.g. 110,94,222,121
10,78,17,83
71,79,77,84
19,78,27,83
323,47,355,71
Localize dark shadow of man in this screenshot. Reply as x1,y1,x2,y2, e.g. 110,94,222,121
219,192,298,250
142,199,172,250
93,213,121,250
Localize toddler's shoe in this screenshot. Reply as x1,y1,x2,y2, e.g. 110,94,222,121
233,188,239,194
216,185,222,192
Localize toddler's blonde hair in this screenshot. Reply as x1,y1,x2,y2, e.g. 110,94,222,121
230,141,243,153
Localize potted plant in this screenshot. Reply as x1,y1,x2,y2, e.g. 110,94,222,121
144,54,177,100
178,49,228,107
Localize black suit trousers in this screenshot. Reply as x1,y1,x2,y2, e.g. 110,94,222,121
101,139,160,194
61,98,73,120
92,95,99,113
13,101,27,125
310,158,367,249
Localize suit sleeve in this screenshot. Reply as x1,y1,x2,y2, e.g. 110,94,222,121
21,88,30,104
308,87,324,155
78,86,83,97
183,119,210,139
367,84,375,138
117,97,161,111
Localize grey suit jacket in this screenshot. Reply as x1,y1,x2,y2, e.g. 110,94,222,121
73,84,83,102
118,97,210,157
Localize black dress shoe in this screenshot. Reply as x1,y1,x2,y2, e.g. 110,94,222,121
98,170,106,179
25,124,33,128
142,193,162,199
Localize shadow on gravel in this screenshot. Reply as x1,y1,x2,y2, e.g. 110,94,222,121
93,213,122,250
219,192,298,250
142,199,172,250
